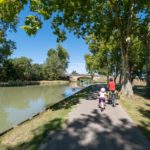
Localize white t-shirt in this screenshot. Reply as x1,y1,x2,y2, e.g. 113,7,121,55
99,91,105,98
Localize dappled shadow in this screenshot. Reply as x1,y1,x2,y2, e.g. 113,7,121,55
50,85,95,111
145,103,150,107
7,108,150,150
86,84,107,100
138,106,150,141
50,84,104,111
39,109,150,150
51,97,80,111
133,85,149,98
2,118,64,150
138,108,150,120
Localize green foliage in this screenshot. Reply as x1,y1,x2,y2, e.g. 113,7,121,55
31,63,44,80
0,45,69,82
0,60,16,81
11,57,33,80
84,54,96,75
0,33,15,64
21,15,42,36
71,70,79,75
85,34,121,77
0,57,32,81
45,44,69,80
0,0,23,66
57,44,69,69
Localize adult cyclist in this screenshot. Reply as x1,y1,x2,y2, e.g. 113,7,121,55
108,78,116,107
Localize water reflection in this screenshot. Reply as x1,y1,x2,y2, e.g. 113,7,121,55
5,98,45,126
0,83,81,133
77,77,92,87
63,87,80,97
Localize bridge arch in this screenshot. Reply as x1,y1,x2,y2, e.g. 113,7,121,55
77,76,92,81
69,74,101,82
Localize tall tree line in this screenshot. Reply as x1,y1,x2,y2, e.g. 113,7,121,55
0,45,69,82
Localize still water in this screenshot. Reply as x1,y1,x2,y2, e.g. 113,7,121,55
0,82,81,133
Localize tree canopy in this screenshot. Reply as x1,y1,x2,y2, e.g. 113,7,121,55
44,44,69,80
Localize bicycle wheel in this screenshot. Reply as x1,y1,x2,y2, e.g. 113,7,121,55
112,93,116,107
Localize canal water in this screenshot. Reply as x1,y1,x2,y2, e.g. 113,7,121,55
0,82,82,134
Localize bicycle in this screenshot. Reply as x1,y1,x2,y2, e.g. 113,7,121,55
99,97,106,111
109,91,116,107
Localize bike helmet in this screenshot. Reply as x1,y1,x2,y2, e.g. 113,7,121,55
101,88,105,92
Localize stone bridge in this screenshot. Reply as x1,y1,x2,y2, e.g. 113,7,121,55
69,74,101,82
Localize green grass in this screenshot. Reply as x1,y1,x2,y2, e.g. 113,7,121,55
120,94,150,141
0,85,94,150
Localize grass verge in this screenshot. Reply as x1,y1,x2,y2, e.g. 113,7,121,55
0,85,95,150
120,94,150,141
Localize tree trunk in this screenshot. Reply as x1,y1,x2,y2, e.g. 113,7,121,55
91,74,94,84
114,74,118,84
119,73,122,84
107,72,109,85
146,70,150,98
146,23,150,97
120,38,134,97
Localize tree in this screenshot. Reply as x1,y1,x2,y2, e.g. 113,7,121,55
0,0,27,60
31,63,44,81
0,59,16,81
57,44,69,70
45,45,69,80
71,70,79,75
140,20,150,97
85,34,121,83
84,54,96,80
11,57,32,81
0,0,26,79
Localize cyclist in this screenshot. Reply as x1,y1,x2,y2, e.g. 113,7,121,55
98,87,106,111
108,78,116,107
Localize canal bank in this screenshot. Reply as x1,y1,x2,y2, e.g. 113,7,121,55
0,84,96,150
0,80,69,87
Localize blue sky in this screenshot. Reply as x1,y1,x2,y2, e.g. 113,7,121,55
7,5,90,74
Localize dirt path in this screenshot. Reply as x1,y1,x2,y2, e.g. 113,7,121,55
38,98,150,150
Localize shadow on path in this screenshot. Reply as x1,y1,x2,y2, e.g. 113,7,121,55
38,109,150,150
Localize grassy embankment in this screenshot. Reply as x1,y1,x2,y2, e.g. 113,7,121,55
0,85,96,150
120,84,150,141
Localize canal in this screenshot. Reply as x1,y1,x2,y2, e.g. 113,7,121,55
0,82,82,134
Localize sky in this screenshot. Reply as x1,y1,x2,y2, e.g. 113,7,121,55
7,5,90,74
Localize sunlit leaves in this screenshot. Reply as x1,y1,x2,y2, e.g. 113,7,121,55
0,0,27,23
21,15,42,36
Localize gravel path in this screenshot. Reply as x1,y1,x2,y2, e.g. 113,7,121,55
38,98,150,150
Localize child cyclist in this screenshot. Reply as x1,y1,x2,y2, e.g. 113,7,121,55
98,87,106,111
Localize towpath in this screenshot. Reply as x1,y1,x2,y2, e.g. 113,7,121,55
38,96,150,150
